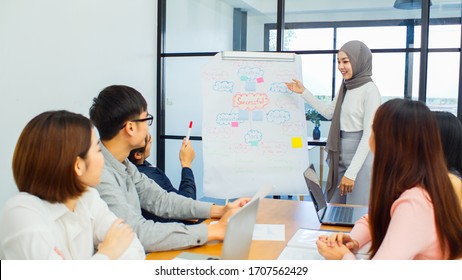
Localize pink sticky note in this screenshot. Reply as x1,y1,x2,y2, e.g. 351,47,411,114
256,77,264,83
231,121,239,127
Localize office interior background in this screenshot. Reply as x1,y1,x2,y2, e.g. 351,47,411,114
0,0,461,208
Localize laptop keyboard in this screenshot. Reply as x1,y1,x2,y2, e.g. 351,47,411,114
328,206,353,223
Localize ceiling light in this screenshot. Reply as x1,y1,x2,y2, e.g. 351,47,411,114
393,0,432,9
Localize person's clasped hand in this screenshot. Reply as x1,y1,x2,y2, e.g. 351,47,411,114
316,232,359,260
316,238,351,260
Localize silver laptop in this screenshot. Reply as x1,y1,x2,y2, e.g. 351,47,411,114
303,164,368,226
175,197,260,260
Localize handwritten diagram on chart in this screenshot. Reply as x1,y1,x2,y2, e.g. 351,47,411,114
202,52,310,198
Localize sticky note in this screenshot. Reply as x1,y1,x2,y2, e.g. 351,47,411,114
252,111,263,121
231,121,239,127
240,76,248,81
245,81,256,91
256,77,264,83
292,137,303,148
238,110,249,120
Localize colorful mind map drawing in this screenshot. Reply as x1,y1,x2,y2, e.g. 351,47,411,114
202,52,310,198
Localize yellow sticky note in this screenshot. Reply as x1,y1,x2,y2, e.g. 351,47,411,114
292,137,303,148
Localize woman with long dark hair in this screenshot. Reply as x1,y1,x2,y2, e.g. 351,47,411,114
316,99,462,259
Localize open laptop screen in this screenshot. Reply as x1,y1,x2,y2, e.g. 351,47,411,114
303,165,328,221
221,198,260,260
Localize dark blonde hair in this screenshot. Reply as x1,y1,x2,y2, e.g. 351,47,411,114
369,99,462,259
13,110,92,203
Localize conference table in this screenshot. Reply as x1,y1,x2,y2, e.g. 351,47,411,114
146,198,353,260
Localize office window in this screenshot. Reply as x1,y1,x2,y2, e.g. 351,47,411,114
411,52,422,101
274,3,461,111
336,27,407,49
165,0,233,53
164,57,208,135
428,25,461,48
158,0,462,198
429,0,461,48
300,54,334,98
164,0,276,53
270,28,334,51
426,52,460,115
160,0,280,193
357,53,406,101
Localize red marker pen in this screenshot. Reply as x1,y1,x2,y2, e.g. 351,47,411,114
185,121,193,142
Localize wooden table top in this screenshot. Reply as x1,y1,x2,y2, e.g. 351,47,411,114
146,198,352,260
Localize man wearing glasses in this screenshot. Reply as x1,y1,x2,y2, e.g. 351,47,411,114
128,133,200,224
89,85,247,253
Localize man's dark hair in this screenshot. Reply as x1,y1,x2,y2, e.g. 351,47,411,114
89,85,147,140
128,146,146,164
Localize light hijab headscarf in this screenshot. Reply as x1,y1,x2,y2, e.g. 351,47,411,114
325,40,373,202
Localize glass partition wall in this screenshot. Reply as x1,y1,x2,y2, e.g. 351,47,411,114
157,0,462,198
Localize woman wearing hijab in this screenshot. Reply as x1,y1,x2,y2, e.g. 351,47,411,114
286,40,381,205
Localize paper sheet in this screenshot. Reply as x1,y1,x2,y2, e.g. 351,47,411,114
278,228,371,260
202,52,309,198
252,224,285,241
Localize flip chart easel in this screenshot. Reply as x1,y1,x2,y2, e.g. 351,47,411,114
202,51,309,198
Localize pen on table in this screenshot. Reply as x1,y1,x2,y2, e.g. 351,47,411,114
185,121,193,145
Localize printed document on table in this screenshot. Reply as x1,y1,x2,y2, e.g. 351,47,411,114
278,228,371,260
252,224,285,241
277,228,328,260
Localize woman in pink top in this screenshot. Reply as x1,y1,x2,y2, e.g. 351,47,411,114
316,99,462,260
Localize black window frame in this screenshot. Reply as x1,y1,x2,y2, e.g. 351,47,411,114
156,0,462,170
264,17,462,100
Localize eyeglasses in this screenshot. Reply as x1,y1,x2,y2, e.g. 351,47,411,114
120,113,154,129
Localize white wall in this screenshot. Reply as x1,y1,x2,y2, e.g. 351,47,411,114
0,0,157,209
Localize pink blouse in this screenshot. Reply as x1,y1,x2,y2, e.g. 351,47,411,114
344,187,444,260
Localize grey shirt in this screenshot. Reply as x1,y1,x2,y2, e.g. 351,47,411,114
96,144,212,252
